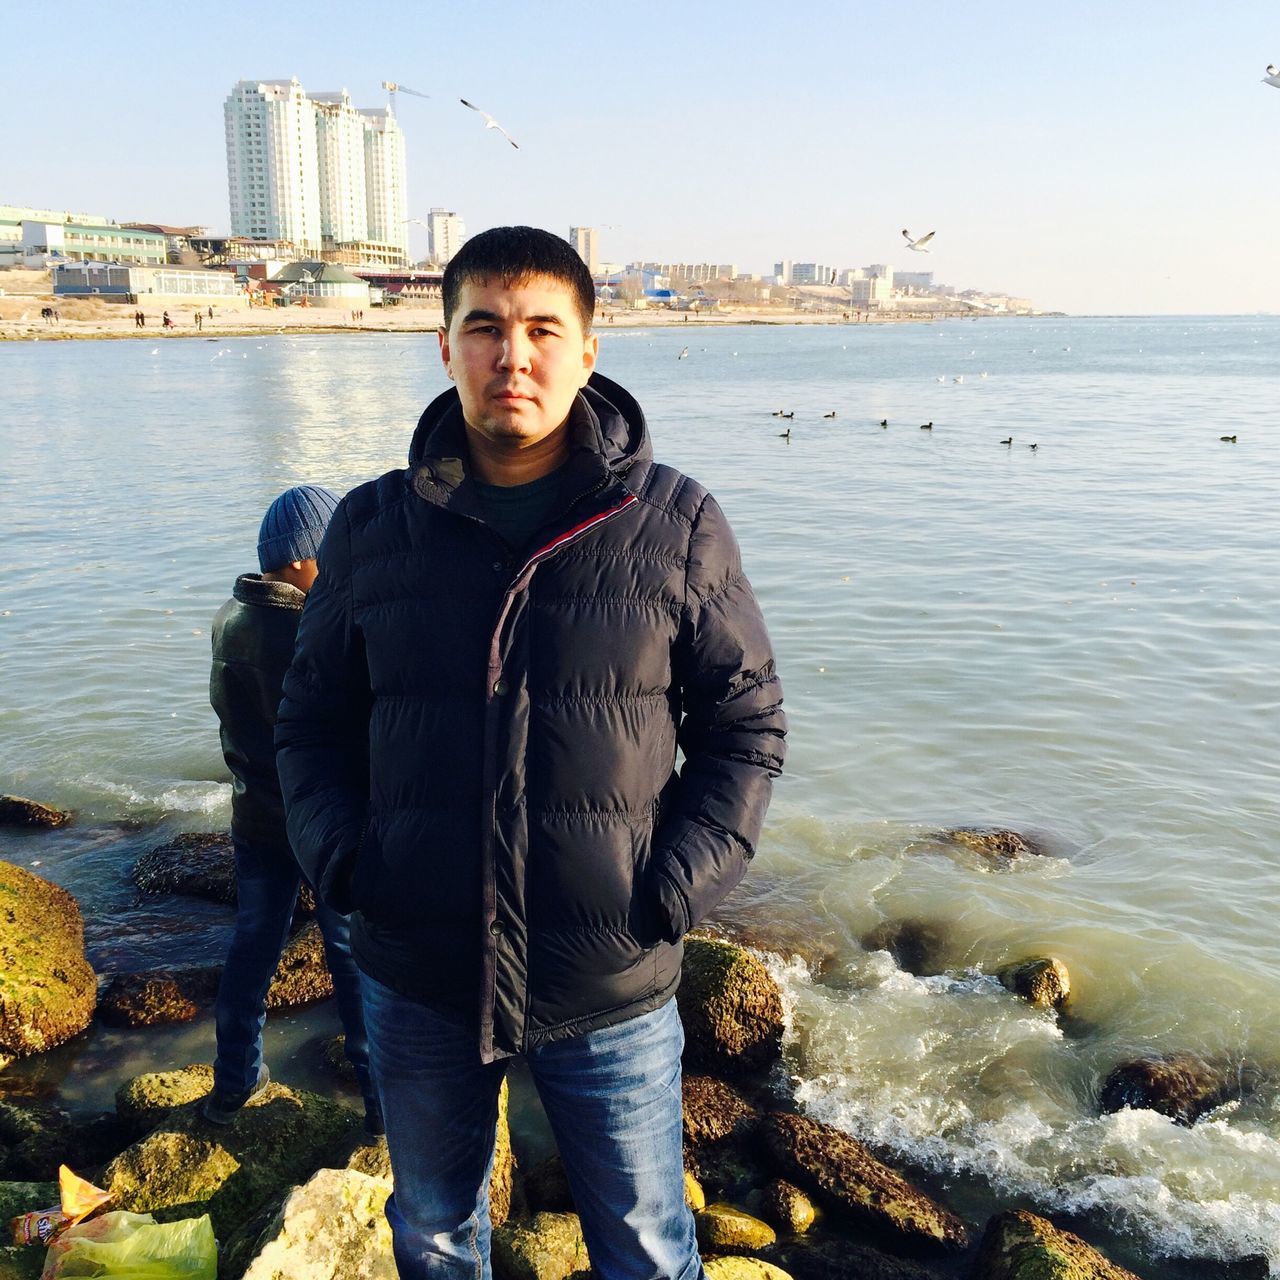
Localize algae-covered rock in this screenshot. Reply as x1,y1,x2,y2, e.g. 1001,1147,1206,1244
679,937,784,1078
1000,957,1071,1012
696,1203,776,1254
0,862,97,1058
492,1211,590,1280
237,1166,396,1280
759,1180,815,1235
975,1209,1141,1279
131,833,315,915
318,1035,357,1083
760,1112,967,1254
265,923,333,1009
938,827,1049,861
705,1259,793,1280
101,1081,358,1239
1098,1052,1251,1126
0,1245,44,1280
766,1236,935,1280
115,1064,215,1130
684,1171,706,1212
98,968,220,1028
0,1181,57,1224
0,1100,130,1181
683,1075,760,1148
0,797,69,829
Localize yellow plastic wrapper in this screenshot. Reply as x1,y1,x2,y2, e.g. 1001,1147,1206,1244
9,1165,111,1246
41,1211,216,1280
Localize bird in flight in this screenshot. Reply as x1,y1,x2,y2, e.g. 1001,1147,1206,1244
1265,65,1280,87
460,99,519,148
902,229,935,253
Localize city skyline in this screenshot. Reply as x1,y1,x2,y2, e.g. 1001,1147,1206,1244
8,0,1280,315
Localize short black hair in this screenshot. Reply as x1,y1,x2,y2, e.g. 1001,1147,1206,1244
442,226,595,333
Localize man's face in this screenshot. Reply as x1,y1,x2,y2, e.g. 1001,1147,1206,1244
439,274,598,452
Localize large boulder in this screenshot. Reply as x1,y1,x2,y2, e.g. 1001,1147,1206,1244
1098,1052,1253,1126
101,1080,358,1239
999,958,1071,1012
0,1099,130,1181
760,1113,967,1254
0,862,97,1058
682,1075,769,1200
705,1259,794,1280
974,1209,1141,1279
679,937,784,1078
234,1167,396,1280
98,968,220,1028
492,1211,590,1280
0,797,69,829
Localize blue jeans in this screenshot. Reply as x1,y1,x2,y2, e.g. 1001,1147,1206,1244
360,976,704,1280
213,837,377,1116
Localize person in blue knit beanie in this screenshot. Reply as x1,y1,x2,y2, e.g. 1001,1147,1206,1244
204,485,383,1135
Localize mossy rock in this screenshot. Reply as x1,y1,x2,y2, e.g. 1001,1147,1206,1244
0,797,69,829
975,1209,1142,1279
0,1245,45,1280
766,1235,935,1280
115,1064,215,1130
492,1211,590,1280
938,827,1049,861
760,1112,967,1254
684,1171,706,1211
0,1100,130,1181
1000,958,1071,1012
236,1167,396,1280
678,937,784,1078
0,862,97,1057
0,1181,57,1224
683,1075,760,1148
759,1180,815,1235
101,1081,358,1239
264,923,332,1009
696,1203,777,1254
98,968,220,1028
705,1259,794,1280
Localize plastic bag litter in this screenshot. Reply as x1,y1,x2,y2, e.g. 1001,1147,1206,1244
41,1211,216,1280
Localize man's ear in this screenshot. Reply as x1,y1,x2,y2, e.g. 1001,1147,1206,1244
580,333,599,385
438,326,453,379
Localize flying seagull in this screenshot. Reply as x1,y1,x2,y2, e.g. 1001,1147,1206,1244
460,98,519,148
902,229,935,253
1265,65,1280,87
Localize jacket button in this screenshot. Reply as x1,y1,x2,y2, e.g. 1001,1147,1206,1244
493,678,508,696
489,920,505,936
492,561,504,573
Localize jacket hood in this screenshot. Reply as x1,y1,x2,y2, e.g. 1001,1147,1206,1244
407,371,651,483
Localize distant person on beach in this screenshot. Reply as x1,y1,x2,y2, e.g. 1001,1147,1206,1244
276,226,786,1280
203,485,382,1136
162,311,172,329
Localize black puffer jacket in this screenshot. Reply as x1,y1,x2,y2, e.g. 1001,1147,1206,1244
276,372,785,1061
210,574,306,853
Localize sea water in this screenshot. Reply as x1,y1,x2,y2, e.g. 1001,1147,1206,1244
2,316,1278,1271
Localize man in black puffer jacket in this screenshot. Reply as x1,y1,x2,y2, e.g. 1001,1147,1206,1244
276,227,785,1280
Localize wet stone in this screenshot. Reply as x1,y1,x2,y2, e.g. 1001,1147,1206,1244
1098,1052,1255,1127
999,957,1071,1012
0,797,69,829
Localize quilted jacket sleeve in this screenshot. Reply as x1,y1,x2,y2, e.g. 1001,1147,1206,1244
275,504,371,912
651,492,786,941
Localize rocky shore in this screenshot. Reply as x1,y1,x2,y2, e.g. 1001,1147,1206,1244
0,808,1271,1280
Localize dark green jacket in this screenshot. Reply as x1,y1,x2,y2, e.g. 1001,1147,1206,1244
210,574,305,852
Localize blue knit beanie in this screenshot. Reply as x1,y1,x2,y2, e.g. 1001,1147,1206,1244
257,485,342,572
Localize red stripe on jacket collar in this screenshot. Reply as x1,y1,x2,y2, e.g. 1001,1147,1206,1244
518,493,639,578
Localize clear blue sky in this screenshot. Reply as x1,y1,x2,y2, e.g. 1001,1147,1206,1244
10,0,1278,314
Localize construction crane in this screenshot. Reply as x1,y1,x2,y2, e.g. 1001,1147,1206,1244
382,81,430,114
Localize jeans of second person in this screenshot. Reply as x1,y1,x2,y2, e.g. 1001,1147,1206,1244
360,975,704,1280
213,837,377,1114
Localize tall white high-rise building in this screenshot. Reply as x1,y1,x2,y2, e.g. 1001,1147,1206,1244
362,108,409,261
313,90,370,244
569,226,599,273
224,78,409,264
224,79,323,253
428,208,465,265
